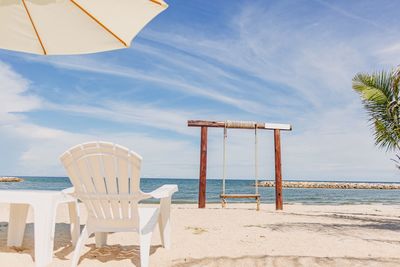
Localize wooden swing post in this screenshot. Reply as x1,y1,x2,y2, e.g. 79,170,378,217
274,129,283,210
188,120,292,210
199,126,208,208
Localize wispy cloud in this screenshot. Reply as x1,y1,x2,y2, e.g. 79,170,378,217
45,100,195,135
23,53,267,114
0,61,42,123
376,43,400,65
137,0,400,179
0,60,199,176
312,0,381,29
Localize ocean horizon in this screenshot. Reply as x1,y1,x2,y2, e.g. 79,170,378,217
0,176,399,205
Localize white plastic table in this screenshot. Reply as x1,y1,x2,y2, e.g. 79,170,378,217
0,189,80,267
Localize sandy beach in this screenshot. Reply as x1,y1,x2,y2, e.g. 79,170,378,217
0,203,399,267
0,204,400,267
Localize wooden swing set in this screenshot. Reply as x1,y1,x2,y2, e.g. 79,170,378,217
188,120,292,210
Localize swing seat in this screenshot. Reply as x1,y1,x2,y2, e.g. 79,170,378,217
220,194,260,211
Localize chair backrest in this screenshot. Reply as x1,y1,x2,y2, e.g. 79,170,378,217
60,141,145,222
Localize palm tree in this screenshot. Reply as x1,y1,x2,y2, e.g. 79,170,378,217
352,66,400,151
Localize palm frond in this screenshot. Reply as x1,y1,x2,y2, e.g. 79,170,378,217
352,67,400,151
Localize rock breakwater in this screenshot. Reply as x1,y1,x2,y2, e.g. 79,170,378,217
257,181,400,190
0,177,24,182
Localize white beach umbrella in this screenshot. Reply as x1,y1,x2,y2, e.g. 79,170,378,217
0,0,167,55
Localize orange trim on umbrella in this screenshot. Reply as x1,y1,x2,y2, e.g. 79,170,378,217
22,0,47,55
149,0,163,6
70,0,128,47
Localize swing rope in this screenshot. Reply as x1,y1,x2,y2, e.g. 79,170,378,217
221,121,259,196
222,123,227,195
255,124,259,194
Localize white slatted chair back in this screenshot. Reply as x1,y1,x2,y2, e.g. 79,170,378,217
60,141,145,226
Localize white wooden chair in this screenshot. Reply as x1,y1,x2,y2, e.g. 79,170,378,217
60,141,178,267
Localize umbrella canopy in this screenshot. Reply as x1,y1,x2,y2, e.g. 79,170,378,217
0,0,167,55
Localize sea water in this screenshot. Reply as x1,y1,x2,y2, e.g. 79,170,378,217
0,177,400,205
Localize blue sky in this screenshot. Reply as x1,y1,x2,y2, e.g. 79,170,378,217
1,0,400,181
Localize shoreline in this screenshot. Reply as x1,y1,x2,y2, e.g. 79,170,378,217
1,177,400,206
149,199,400,205
4,176,400,182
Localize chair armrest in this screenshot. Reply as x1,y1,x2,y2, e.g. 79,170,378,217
62,187,75,195
148,184,178,199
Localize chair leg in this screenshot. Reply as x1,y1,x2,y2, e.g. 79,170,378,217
95,232,107,247
139,231,153,267
7,203,29,247
71,226,90,267
158,197,171,249
68,201,80,247
33,202,57,267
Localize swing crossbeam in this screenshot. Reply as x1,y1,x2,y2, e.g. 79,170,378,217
220,194,261,211
188,120,291,130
